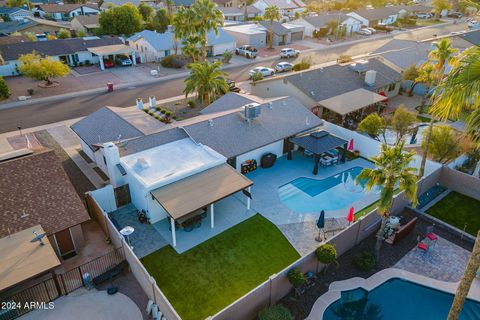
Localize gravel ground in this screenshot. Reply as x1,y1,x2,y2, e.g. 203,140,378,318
279,209,473,319
35,130,95,197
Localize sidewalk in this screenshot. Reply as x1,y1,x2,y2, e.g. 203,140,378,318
0,21,455,111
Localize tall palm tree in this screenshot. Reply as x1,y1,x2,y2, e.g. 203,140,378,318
184,61,229,105
182,35,201,63
418,39,458,178
264,5,281,50
355,143,418,262
191,0,224,62
172,7,195,55
428,47,480,319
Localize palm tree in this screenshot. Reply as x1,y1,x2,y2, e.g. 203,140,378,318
264,5,281,50
172,7,195,55
418,39,458,178
191,0,224,62
182,35,201,63
355,143,418,262
184,61,229,105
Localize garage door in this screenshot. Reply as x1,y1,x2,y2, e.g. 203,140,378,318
291,31,303,41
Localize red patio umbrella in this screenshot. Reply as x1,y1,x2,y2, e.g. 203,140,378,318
347,207,355,224
348,139,354,151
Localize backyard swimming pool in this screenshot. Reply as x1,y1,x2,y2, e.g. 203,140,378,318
277,167,376,213
323,278,480,320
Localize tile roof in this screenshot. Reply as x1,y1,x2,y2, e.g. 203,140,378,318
284,58,401,102
459,30,480,46
0,150,90,237
71,106,146,150
38,3,99,13
372,39,432,70
0,36,123,61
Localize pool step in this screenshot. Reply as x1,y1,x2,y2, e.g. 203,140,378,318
461,301,480,319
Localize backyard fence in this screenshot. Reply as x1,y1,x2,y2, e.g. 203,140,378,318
438,166,480,201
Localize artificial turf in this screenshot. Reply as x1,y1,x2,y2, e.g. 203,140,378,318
426,191,480,236
141,214,300,320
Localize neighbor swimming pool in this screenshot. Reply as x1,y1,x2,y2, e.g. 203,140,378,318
323,278,480,319
277,167,375,213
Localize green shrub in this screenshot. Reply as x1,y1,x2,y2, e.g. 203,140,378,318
160,55,186,69
315,244,337,265
293,58,311,71
222,51,233,64
0,77,10,99
353,252,376,272
160,109,167,114
258,304,294,320
165,111,173,117
287,268,306,287
251,72,264,82
187,100,196,108
27,88,34,96
337,55,352,63
155,106,162,112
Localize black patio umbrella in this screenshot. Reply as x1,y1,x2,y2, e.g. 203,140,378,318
315,210,325,242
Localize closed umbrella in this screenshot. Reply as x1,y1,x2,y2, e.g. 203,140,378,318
315,210,325,242
348,139,354,151
347,207,355,224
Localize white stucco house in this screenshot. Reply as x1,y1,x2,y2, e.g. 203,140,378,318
252,0,306,19
223,22,304,48
347,6,407,27
127,29,236,63
0,7,33,21
292,13,362,37
36,4,100,21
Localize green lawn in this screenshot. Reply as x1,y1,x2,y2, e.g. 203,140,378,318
426,191,480,236
416,19,444,27
141,214,300,320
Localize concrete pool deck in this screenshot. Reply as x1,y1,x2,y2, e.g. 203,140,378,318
306,268,480,320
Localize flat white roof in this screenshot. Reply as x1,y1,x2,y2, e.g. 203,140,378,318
120,138,226,189
223,23,265,35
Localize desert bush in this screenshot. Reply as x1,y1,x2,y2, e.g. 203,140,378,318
287,268,306,287
258,304,293,320
160,55,186,69
353,252,376,272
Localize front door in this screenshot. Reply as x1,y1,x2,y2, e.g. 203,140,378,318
55,229,75,257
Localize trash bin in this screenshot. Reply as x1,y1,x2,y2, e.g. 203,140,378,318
261,153,277,168
107,82,113,92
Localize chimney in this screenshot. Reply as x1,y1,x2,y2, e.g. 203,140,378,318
149,95,156,108
136,98,144,110
365,70,376,87
103,142,123,188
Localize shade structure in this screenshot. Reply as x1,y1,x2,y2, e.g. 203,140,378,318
347,207,355,223
317,210,325,229
87,44,135,56
150,164,253,221
290,131,348,156
317,88,386,116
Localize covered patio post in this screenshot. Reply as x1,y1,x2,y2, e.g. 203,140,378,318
210,203,215,228
170,217,176,247
99,55,105,71
313,154,320,175
246,186,251,210
287,140,293,160
342,142,348,162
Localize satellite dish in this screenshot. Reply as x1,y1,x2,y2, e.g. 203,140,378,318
30,230,46,246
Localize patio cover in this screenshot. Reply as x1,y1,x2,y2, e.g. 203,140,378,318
0,225,60,291
290,131,348,155
318,88,386,116
151,164,253,221
87,44,134,56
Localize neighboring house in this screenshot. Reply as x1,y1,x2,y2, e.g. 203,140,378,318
0,7,33,21
347,6,408,26
71,14,99,34
292,13,361,37
71,95,323,245
213,0,239,7
219,6,261,22
252,0,306,18
0,150,90,259
223,22,304,47
371,39,432,70
36,4,100,21
0,36,128,76
0,35,29,44
127,29,236,63
457,30,480,47
0,17,73,37
251,58,401,118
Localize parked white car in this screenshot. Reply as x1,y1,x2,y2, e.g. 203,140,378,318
468,20,480,29
416,13,433,19
365,27,376,34
280,48,300,58
248,66,275,78
357,28,372,36
275,62,294,73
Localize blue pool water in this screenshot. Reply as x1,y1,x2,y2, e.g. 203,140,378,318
277,167,374,212
323,278,480,320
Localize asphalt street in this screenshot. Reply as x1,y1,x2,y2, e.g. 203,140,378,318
0,22,468,133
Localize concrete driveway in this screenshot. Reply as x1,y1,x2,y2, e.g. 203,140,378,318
19,288,143,320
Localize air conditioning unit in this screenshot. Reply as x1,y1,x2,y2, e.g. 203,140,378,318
244,104,261,120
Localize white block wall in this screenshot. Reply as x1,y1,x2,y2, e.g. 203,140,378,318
236,140,284,172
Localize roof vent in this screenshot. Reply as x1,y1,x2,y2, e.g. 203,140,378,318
208,119,214,127
310,91,315,96
268,102,273,109
244,104,261,121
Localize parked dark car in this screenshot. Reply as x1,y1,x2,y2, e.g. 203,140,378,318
115,55,132,66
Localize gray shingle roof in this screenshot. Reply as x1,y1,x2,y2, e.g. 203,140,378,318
459,30,480,46
0,36,123,61
354,6,405,21
259,21,289,36
285,58,401,102
0,20,36,36
71,107,145,151
119,96,322,158
372,39,432,70
200,93,258,115
302,13,350,28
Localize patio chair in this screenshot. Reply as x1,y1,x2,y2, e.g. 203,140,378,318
424,225,438,248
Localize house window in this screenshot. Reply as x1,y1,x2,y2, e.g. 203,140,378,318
388,83,396,92
103,156,107,166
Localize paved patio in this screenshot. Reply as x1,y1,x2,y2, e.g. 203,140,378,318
394,235,471,282
246,154,376,255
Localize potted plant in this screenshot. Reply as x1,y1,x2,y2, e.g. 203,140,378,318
287,268,306,295
353,149,360,157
